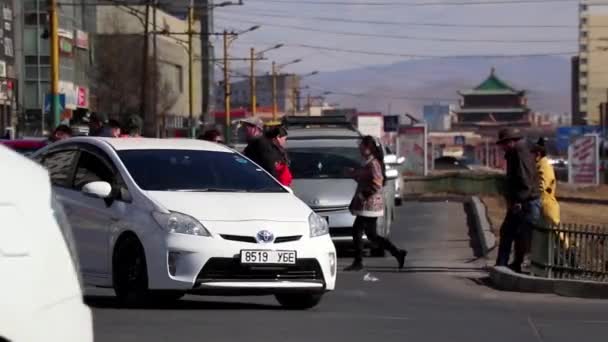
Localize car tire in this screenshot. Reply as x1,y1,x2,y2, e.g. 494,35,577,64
149,290,185,303
113,235,149,306
275,293,323,310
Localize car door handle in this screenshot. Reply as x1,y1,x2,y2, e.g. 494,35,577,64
110,217,120,222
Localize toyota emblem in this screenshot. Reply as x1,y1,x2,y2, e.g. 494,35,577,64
255,230,275,244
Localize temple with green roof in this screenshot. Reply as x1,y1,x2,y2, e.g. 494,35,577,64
453,68,531,133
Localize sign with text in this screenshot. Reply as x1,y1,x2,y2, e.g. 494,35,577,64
398,124,428,176
356,114,383,138
75,30,89,50
568,134,600,185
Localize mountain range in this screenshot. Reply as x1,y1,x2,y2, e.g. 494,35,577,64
305,56,572,118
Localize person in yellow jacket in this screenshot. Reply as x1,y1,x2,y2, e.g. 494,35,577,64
532,138,561,226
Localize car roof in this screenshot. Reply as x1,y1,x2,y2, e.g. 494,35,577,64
57,137,234,153
286,127,361,140
287,139,359,148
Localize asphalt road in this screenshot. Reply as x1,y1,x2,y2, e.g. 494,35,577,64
89,201,608,342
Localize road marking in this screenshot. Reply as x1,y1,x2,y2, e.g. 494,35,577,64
527,316,545,342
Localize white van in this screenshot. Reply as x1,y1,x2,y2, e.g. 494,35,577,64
0,145,93,342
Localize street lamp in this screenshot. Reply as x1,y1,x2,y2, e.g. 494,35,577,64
272,59,302,121
250,44,284,115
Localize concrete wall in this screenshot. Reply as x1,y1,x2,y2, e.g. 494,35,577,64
96,6,202,120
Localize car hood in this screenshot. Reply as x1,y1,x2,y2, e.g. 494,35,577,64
291,178,356,208
146,191,310,222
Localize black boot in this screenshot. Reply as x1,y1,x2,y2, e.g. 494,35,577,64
395,249,408,269
344,260,364,271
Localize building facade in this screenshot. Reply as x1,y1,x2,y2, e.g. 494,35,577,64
0,0,15,137
423,103,455,131
454,68,531,134
15,0,93,136
217,74,301,115
578,2,608,125
95,5,202,136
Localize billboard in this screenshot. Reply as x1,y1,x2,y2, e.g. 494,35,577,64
556,126,602,154
398,124,428,176
568,134,600,185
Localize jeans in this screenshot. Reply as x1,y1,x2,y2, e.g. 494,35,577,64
352,216,399,263
496,199,541,269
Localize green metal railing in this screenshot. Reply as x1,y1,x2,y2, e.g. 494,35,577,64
531,223,608,282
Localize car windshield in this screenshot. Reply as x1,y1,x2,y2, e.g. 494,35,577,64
118,149,286,193
288,147,363,179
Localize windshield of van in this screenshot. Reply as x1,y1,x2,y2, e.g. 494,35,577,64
288,147,362,179
119,149,286,193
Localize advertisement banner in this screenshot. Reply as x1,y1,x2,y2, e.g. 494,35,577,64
357,114,383,138
398,124,428,176
77,86,88,108
568,134,600,185
75,30,89,49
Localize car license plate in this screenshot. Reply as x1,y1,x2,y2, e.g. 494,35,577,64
240,250,297,265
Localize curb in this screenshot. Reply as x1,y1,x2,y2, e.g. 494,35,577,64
490,266,608,299
466,196,496,256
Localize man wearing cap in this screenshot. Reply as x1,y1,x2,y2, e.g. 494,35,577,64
496,127,541,273
242,117,278,177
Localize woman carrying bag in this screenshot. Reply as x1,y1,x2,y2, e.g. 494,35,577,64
344,135,407,271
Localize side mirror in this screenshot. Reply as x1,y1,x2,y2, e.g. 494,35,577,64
82,181,113,199
385,168,399,180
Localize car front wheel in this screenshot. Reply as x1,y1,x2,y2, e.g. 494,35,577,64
113,235,149,306
275,293,323,310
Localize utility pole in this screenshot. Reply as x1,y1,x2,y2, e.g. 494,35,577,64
200,0,212,126
272,61,278,121
250,47,256,116
141,1,151,136
188,0,195,138
152,1,158,137
223,30,231,143
291,87,297,115
49,0,60,128
307,94,311,116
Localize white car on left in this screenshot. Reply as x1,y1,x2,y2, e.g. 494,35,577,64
0,145,93,342
32,137,336,309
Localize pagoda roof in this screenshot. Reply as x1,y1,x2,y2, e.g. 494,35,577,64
455,107,528,114
459,68,524,96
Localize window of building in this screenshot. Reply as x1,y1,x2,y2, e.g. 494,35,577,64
24,82,39,109
581,71,588,78
581,31,588,38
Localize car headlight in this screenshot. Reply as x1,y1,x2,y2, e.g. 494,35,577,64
153,211,211,237
309,212,329,237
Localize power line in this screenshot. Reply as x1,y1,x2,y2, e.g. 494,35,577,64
215,14,575,43
246,0,578,6
287,43,576,58
225,10,576,29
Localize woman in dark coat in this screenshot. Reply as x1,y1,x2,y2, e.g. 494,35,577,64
345,135,407,271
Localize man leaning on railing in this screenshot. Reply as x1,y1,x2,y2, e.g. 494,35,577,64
495,128,541,274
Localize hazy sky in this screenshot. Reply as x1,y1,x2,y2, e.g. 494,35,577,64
213,0,580,75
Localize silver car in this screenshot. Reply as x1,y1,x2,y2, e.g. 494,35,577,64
287,126,400,255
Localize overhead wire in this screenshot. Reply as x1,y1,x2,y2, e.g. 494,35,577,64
222,10,577,29
245,0,579,6
214,14,575,43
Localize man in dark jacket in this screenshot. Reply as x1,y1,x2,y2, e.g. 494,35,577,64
495,128,541,273
242,117,280,177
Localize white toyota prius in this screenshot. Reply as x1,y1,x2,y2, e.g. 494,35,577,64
32,137,336,309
